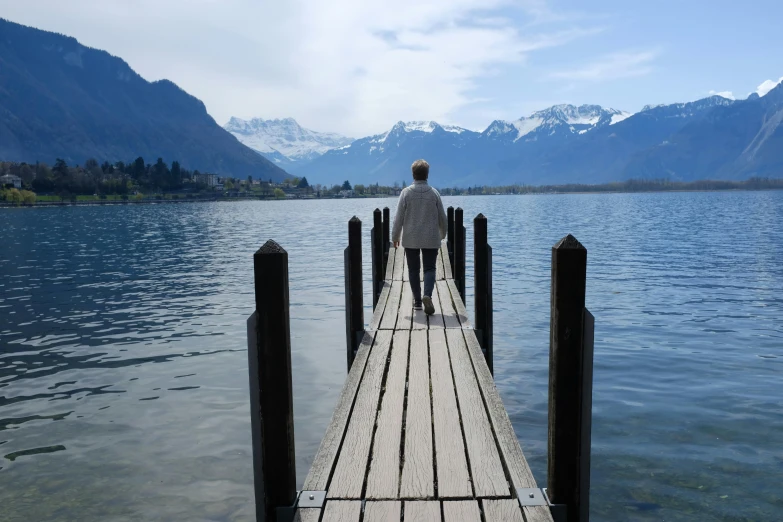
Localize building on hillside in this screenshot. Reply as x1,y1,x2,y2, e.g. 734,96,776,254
0,174,22,189
194,173,218,187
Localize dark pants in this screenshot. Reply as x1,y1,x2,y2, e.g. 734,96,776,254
405,248,438,304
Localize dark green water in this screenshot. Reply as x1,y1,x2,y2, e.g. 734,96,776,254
1,192,782,521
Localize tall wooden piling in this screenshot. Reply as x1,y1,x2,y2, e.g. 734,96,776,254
248,240,296,522
454,207,466,302
547,234,593,522
371,209,384,309
447,206,455,272
345,217,364,370
383,207,391,274
474,214,493,374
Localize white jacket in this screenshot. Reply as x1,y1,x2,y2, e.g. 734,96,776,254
391,180,447,249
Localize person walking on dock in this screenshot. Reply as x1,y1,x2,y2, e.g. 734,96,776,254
392,159,448,315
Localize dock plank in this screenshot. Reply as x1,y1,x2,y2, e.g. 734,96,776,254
427,284,445,329
302,331,377,491
400,330,434,499
384,244,396,281
460,330,539,491
404,501,441,522
443,501,481,522
523,506,555,522
392,247,405,281
396,282,413,331
368,281,392,330
322,500,361,522
366,330,410,499
446,329,509,497
380,281,402,330
440,243,453,279
429,330,472,498
446,279,471,328
436,249,444,280
328,330,393,498
437,281,461,329
293,509,321,522
364,501,401,522
482,500,524,522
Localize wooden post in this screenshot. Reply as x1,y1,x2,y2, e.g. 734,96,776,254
447,206,455,272
371,208,383,309
345,217,364,370
383,207,390,274
248,240,296,522
547,234,592,522
454,207,465,302
473,214,493,374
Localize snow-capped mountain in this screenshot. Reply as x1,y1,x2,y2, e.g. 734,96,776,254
482,104,631,142
224,117,354,166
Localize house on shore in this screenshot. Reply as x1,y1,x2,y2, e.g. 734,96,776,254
0,174,22,189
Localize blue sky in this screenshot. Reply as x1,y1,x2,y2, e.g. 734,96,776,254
1,0,781,136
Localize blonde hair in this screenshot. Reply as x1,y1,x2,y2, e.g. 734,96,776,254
411,159,429,180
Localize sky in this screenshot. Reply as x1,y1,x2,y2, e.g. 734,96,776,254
2,0,782,137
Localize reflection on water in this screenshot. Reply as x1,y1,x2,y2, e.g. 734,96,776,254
1,192,782,521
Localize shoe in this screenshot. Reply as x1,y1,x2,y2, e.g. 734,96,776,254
422,296,435,316
413,301,423,311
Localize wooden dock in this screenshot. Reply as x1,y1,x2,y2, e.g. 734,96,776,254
247,208,594,522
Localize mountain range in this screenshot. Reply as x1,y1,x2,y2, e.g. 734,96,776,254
3,17,782,187
0,18,287,181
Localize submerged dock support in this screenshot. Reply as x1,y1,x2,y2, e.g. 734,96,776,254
248,240,297,522
474,213,494,375
371,208,384,309
345,216,364,370
547,234,594,522
453,207,466,302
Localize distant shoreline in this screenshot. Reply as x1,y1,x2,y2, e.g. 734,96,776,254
3,185,782,208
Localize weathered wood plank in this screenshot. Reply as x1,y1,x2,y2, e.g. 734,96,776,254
404,501,441,522
441,242,453,279
524,506,556,522
293,509,321,522
366,330,410,498
322,500,361,522
328,330,393,498
393,247,405,281
427,283,445,329
460,329,538,490
437,281,461,329
436,248,444,281
380,280,402,330
445,329,509,497
483,499,524,522
400,330,434,499
384,242,396,281
368,281,392,330
446,279,471,328
396,281,413,331
364,501,401,522
412,303,428,330
302,331,376,491
429,329,472,498
443,501,481,522
402,248,408,282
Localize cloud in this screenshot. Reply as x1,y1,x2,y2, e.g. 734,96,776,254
548,50,659,82
709,90,735,100
756,77,783,97
0,0,601,136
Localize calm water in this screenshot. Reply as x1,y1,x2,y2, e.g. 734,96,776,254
1,193,782,521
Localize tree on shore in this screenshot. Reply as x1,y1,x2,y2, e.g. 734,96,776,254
342,180,352,190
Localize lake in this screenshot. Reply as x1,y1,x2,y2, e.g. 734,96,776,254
1,192,782,521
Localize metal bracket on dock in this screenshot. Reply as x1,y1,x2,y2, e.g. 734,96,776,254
517,488,549,506
297,490,326,509
517,488,568,522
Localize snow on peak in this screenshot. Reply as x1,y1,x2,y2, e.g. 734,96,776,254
756,76,783,97
389,121,469,134
224,117,353,161
483,104,629,141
